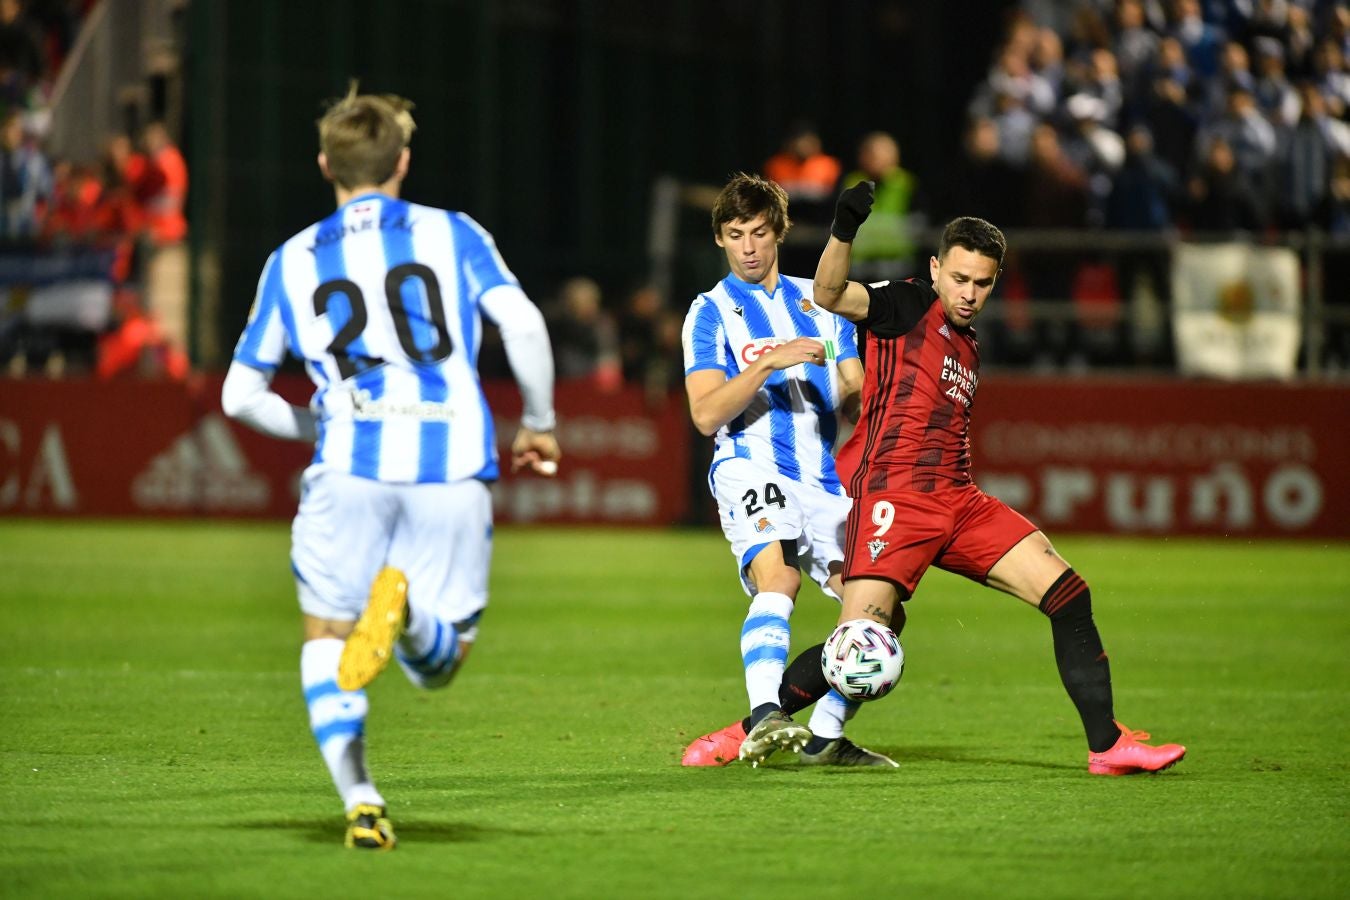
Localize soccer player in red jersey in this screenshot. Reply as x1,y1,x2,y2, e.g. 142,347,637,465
810,181,1186,775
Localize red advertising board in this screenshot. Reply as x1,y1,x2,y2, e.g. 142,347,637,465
1,375,1347,538
0,375,692,524
968,378,1350,538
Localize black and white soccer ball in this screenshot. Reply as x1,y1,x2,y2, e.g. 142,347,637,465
821,618,904,702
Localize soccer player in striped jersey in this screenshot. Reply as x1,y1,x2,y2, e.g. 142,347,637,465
811,181,1185,776
679,173,898,769
221,84,560,848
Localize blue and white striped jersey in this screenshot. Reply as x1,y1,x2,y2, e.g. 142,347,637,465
682,273,859,495
232,193,515,483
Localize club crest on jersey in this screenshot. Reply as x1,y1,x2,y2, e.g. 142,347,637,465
867,539,887,562
800,298,819,316
754,517,775,534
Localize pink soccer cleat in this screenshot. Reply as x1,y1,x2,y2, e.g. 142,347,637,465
681,720,747,767
1088,723,1186,775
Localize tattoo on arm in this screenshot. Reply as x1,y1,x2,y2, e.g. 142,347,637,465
864,604,889,620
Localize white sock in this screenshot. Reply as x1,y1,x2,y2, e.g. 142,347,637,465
807,689,858,740
740,592,794,710
396,604,461,689
300,638,384,812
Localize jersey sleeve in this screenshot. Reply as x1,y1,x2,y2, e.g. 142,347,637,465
682,295,730,376
835,316,859,362
231,250,292,373
861,278,936,338
451,212,519,301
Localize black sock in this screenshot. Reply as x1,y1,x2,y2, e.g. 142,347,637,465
1039,569,1121,753
746,703,780,731
740,643,830,732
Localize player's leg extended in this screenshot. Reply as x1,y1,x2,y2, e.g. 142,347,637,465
798,569,900,767
736,542,811,765
292,469,398,848
986,531,1185,774
389,479,492,689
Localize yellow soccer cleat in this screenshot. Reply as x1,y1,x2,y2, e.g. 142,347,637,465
338,567,409,692
345,803,396,850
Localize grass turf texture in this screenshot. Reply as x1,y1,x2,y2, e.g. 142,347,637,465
2,521,1347,899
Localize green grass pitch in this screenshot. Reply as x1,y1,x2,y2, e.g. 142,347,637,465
2,520,1347,899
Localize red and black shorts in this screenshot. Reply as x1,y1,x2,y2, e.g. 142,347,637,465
843,482,1039,596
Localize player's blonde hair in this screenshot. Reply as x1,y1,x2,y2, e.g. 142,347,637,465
710,172,792,242
316,81,416,190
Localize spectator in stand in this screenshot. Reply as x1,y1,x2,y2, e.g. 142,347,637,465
1032,26,1068,99
951,116,1026,228
617,282,664,386
971,41,1058,121
1115,0,1163,101
1204,40,1258,118
0,0,46,103
840,131,923,280
1079,48,1126,129
1276,81,1350,228
1312,37,1350,117
1171,0,1227,79
1284,4,1318,77
763,120,841,271
762,120,841,218
1107,124,1181,231
1253,36,1303,126
991,89,1040,167
1025,121,1091,230
0,107,49,238
1024,121,1091,363
1186,135,1269,232
138,121,189,378
42,160,100,241
1196,86,1279,190
1144,45,1201,179
1106,124,1180,365
1060,93,1126,227
546,275,621,390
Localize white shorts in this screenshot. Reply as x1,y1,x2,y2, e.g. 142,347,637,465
291,465,492,637
710,457,852,599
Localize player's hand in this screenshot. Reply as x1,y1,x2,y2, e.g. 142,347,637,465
510,428,561,476
830,180,875,242
759,337,828,371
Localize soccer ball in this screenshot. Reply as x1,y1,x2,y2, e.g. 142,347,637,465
822,619,904,702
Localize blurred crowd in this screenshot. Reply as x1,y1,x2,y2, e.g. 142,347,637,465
957,0,1350,236
0,0,189,379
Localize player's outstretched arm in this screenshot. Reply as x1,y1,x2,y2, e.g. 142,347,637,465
221,361,318,442
813,182,875,322
482,283,560,476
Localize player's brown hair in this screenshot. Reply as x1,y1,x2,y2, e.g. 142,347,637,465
939,216,1006,267
316,81,416,190
710,172,792,241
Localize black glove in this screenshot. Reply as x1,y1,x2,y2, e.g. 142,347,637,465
830,180,875,242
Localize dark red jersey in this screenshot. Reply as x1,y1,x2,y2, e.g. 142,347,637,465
835,278,979,495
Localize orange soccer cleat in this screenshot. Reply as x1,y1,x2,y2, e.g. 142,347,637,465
681,720,747,767
1088,723,1187,775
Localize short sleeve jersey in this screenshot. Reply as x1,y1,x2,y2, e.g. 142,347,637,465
835,277,979,495
232,193,517,484
682,273,859,495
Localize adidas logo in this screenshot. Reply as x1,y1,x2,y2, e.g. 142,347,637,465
132,414,271,511
939,323,951,339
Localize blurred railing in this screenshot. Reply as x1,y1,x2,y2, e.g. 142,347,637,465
649,176,1350,380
